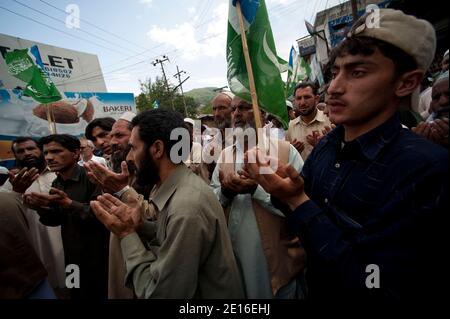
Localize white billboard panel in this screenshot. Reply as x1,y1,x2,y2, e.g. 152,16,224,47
0,33,107,92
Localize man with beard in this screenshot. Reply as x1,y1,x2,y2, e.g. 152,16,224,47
97,111,136,299
203,92,235,177
413,71,449,148
286,82,332,160
90,109,244,298
0,137,66,295
109,112,135,173
24,134,109,299
210,96,306,298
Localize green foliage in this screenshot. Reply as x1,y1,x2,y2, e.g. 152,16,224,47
198,104,213,115
135,93,152,112
137,77,200,117
184,87,218,106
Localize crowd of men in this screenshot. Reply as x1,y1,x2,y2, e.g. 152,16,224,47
0,9,448,301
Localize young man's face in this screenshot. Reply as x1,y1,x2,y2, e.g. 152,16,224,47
91,126,112,155
43,142,79,173
327,48,398,127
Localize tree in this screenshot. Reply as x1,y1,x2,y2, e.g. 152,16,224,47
137,77,200,117
135,93,152,112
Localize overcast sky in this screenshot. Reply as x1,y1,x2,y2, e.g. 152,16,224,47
0,0,342,95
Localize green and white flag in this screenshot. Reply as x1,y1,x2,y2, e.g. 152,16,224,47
227,0,289,129
277,55,288,73
286,45,312,98
4,45,61,103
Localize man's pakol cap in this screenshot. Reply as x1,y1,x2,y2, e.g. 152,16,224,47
347,9,436,71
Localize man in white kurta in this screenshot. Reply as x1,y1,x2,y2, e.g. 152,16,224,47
210,96,305,298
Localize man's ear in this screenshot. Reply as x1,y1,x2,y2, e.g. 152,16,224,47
314,95,321,105
149,140,165,160
74,149,80,160
395,70,424,98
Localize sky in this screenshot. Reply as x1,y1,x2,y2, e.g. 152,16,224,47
0,0,343,96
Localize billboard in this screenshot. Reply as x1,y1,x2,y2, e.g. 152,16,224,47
0,33,107,92
0,89,135,167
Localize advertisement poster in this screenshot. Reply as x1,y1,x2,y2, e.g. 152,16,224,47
0,33,107,93
0,89,135,167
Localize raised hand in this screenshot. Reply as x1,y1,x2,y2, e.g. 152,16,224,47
291,138,305,153
219,169,258,198
306,130,322,147
8,167,40,193
243,148,309,210
23,192,61,210
91,193,142,239
84,160,129,193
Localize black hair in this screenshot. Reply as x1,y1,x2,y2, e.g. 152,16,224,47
293,81,319,96
85,117,116,141
131,109,188,159
39,134,81,152
329,36,418,78
11,136,40,154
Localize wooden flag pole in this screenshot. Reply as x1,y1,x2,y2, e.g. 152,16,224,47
235,0,264,145
45,103,53,134
45,103,56,134
49,104,57,134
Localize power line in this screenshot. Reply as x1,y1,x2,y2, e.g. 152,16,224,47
30,0,302,85
0,6,130,56
11,0,140,55
195,0,214,29
2,1,311,91
56,32,223,86
38,0,153,52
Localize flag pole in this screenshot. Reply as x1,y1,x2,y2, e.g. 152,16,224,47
235,0,264,144
49,104,57,134
45,103,56,134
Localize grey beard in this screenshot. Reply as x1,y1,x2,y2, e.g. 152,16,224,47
216,119,231,130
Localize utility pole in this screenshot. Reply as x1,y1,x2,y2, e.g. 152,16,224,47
152,55,174,110
173,66,190,117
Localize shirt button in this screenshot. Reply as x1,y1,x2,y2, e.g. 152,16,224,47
335,163,341,168
324,198,328,204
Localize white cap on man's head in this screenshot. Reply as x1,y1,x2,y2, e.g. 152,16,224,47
220,91,235,100
119,111,136,123
286,100,293,109
184,118,195,126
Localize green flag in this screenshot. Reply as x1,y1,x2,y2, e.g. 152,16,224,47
4,46,61,103
286,48,312,98
227,0,289,129
277,55,288,73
